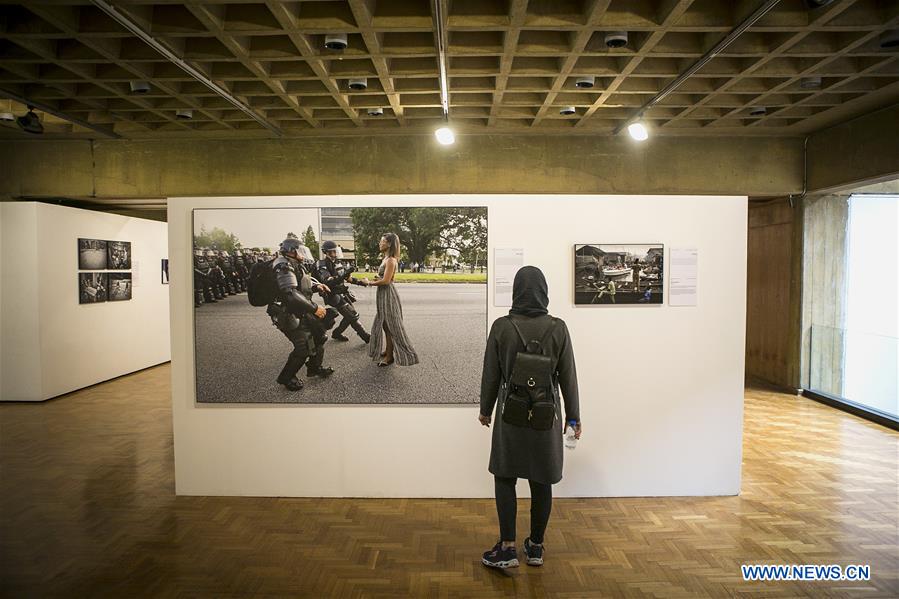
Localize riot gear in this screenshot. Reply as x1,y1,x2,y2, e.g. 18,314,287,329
316,242,371,343
269,251,336,391
194,248,219,303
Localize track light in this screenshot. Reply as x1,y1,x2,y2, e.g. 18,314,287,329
435,126,455,145
16,105,43,134
627,121,648,141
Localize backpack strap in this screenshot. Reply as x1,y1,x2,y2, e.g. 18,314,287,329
505,316,557,355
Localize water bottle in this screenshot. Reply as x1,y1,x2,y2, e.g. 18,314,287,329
564,420,578,450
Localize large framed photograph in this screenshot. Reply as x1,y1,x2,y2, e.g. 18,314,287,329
192,206,488,404
107,241,132,270
575,244,664,305
78,272,108,304
108,273,133,301
78,238,107,270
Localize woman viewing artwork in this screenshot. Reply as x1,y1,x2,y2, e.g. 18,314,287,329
366,233,420,367
478,266,580,569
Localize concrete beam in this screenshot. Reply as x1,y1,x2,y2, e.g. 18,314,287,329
1,135,803,200
808,103,899,194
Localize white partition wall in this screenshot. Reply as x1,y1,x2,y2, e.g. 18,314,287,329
0,202,171,402
169,195,747,498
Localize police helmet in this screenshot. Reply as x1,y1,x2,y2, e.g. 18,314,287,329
321,240,338,252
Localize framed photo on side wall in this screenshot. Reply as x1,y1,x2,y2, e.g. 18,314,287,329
574,244,664,305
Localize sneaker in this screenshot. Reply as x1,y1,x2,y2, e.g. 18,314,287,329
482,542,519,569
276,377,304,391
307,366,335,378
523,538,544,566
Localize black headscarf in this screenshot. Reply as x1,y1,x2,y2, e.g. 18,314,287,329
509,266,549,318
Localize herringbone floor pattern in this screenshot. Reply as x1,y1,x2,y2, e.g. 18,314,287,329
1,366,897,598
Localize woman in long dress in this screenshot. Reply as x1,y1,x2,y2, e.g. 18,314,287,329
366,233,419,367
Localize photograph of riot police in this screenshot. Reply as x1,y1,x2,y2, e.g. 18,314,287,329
317,240,371,344
192,206,487,404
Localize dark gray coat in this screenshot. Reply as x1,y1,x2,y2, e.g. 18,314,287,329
479,314,580,484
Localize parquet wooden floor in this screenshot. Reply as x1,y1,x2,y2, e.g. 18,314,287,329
1,366,897,598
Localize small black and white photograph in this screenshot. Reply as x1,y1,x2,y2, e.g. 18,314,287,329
575,244,664,305
192,206,488,404
161,259,169,284
78,272,108,304
107,241,132,270
108,273,133,301
78,238,108,270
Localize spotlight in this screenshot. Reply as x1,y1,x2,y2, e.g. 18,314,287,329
749,106,767,117
129,81,151,94
800,76,822,89
804,0,836,7
435,126,455,145
324,33,348,51
605,32,628,49
367,107,384,116
575,76,595,89
880,30,899,49
0,112,14,122
627,121,648,141
176,108,193,120
348,78,367,91
559,106,577,116
16,106,43,134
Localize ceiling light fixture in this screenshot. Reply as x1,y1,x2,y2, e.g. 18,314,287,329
367,107,384,117
800,76,822,89
627,121,648,141
749,106,767,116
176,108,193,120
575,76,595,89
16,105,43,134
560,106,577,116
129,81,151,94
324,33,348,51
348,78,367,91
435,126,455,145
605,32,628,49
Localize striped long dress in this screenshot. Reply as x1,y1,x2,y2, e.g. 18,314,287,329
368,260,420,366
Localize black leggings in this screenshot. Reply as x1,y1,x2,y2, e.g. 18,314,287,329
494,476,552,544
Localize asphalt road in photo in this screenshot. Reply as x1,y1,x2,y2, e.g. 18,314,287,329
195,283,487,404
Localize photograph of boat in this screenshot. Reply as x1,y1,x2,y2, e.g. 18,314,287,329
574,244,664,305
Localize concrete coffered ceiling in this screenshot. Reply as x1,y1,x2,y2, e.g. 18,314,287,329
0,0,897,140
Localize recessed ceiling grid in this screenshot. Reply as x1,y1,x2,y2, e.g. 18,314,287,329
0,0,897,138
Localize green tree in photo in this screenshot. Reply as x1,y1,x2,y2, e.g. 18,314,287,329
194,226,241,252
302,225,320,259
350,207,487,267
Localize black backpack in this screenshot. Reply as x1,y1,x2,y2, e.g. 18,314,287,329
246,258,278,307
501,316,559,431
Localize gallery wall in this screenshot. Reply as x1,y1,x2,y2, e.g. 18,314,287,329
169,195,747,498
0,202,171,401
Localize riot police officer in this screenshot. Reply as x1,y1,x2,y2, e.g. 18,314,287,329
268,238,335,391
316,241,371,343
193,248,216,305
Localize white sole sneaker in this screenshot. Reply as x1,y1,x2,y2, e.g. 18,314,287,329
482,557,520,569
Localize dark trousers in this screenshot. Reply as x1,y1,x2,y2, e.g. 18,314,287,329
277,324,324,382
332,300,367,337
494,476,552,544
